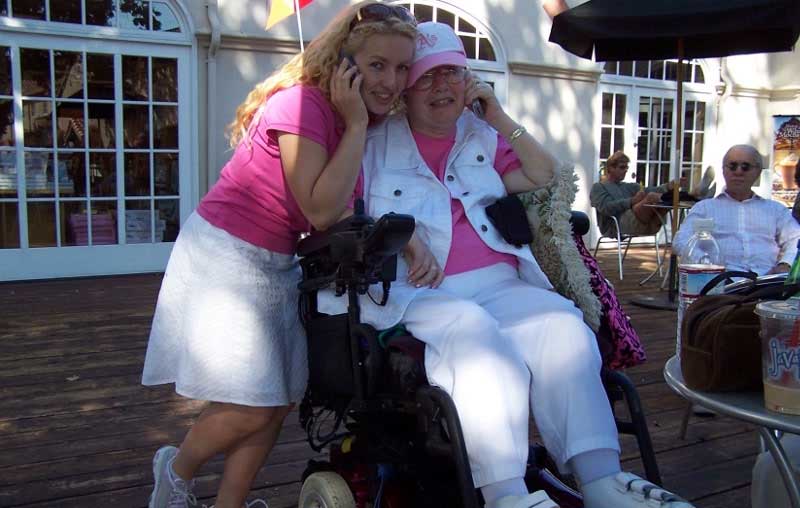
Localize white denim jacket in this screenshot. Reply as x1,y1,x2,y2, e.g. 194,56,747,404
318,112,553,329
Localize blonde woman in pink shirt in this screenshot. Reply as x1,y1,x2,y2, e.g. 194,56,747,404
140,3,416,507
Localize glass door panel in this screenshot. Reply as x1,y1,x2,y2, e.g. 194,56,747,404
4,43,183,251
681,99,708,194
635,95,674,188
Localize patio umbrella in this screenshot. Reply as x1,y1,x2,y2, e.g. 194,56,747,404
549,0,800,308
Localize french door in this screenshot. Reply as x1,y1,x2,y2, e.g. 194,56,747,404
598,83,711,193
0,32,192,280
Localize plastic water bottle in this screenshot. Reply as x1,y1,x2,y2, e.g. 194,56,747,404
677,218,725,356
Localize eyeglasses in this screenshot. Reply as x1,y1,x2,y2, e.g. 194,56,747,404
412,66,467,91
724,161,760,172
350,4,417,30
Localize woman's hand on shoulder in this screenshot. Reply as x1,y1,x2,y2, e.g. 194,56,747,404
330,58,369,129
403,232,445,289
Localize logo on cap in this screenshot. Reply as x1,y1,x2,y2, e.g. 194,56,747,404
417,33,439,50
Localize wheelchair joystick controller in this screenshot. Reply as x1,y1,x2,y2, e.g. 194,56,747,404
297,199,415,301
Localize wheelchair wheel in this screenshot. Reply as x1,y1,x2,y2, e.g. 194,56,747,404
298,471,356,508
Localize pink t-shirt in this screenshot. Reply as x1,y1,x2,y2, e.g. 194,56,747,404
412,129,522,275
197,86,344,254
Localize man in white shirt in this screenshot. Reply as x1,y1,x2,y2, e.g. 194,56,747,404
673,144,800,275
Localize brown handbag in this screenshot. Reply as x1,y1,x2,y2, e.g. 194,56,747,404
680,273,799,392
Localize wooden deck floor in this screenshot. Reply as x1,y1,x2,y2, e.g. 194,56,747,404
0,247,759,507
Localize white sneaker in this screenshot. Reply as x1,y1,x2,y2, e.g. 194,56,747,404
148,445,198,508
202,498,269,508
493,490,560,508
582,472,694,508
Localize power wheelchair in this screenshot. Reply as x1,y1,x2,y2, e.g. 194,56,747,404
294,202,660,508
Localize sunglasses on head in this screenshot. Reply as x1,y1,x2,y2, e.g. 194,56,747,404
350,4,417,30
724,161,759,172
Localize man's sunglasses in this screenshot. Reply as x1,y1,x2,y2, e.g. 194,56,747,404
724,161,760,172
350,4,417,29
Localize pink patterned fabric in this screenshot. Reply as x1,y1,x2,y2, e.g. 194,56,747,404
573,231,647,370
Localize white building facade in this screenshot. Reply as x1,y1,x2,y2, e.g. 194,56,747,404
1,0,798,280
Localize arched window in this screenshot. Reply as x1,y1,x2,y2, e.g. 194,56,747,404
0,0,193,280
1,0,182,32
394,1,507,103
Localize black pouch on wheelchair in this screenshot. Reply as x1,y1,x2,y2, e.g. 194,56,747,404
485,195,533,247
306,314,354,401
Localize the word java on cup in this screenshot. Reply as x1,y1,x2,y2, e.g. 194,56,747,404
756,300,800,415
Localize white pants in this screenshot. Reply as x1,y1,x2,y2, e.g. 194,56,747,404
402,263,620,487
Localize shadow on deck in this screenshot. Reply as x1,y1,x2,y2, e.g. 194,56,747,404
0,246,757,507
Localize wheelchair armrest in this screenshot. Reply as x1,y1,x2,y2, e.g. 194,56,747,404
569,211,590,236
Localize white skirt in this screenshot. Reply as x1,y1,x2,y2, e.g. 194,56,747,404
141,213,308,407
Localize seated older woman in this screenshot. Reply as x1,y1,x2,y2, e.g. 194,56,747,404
324,21,695,508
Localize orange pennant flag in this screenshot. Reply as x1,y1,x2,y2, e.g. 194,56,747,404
266,0,314,29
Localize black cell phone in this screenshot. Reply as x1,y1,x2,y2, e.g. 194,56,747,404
338,50,358,85
471,99,485,119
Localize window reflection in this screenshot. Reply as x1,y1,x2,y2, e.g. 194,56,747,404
62,201,88,246
87,53,115,99
1,41,183,251
89,201,117,244
152,58,178,102
153,106,177,149
61,152,86,197
0,47,11,95
55,51,84,99
25,151,54,196
12,0,46,20
120,0,149,30
0,100,14,147
124,152,150,196
21,48,51,97
124,104,150,148
89,152,116,197
154,153,178,195
152,2,181,32
123,55,149,101
0,150,15,197
64,201,117,246
86,0,116,26
156,199,179,242
0,202,20,248
23,100,53,147
125,200,153,243
88,103,116,148
57,102,86,148
27,201,57,247
51,0,83,24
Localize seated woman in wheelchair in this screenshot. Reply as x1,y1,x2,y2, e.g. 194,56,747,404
322,22,694,508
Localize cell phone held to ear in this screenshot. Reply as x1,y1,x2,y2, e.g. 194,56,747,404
471,99,485,119
338,50,359,85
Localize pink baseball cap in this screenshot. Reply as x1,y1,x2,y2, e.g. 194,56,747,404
407,22,467,88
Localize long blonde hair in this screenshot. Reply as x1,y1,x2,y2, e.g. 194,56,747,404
228,1,417,147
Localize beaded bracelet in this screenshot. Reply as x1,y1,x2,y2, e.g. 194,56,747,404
508,125,527,142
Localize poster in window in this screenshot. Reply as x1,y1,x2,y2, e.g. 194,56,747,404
771,115,800,206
